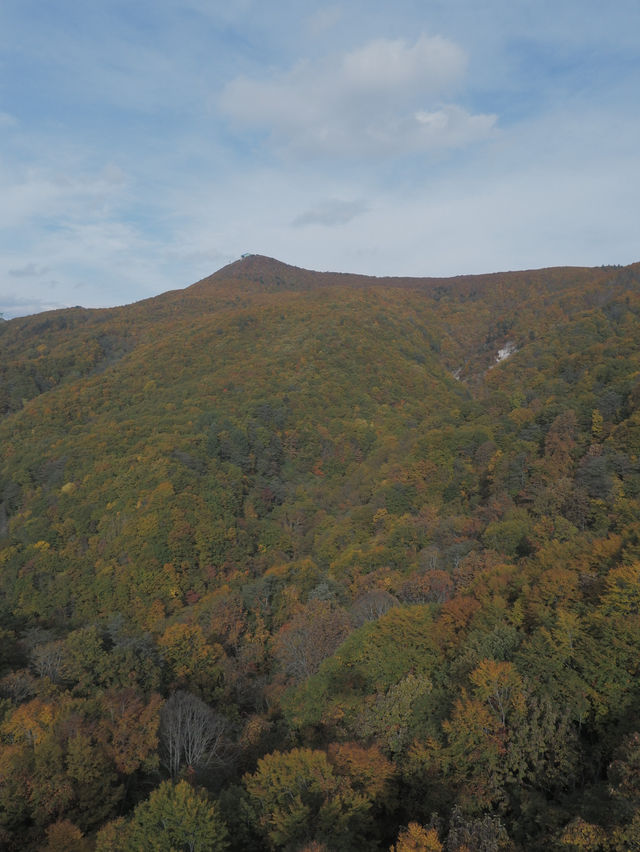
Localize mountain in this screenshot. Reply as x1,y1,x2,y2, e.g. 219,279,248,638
1,256,640,850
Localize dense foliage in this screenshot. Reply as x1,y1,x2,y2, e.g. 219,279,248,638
1,255,640,849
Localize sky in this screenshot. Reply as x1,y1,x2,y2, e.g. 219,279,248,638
1,1,639,318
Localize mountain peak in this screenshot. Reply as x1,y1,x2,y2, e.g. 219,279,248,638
214,254,303,278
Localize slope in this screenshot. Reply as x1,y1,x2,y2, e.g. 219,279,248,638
1,256,640,850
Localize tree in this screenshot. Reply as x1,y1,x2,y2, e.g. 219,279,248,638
40,820,90,852
30,639,65,682
609,732,640,820
358,673,433,757
99,688,162,775
469,660,524,727
350,589,399,627
1,697,58,747
445,805,512,851
159,691,230,779
61,625,110,694
286,605,439,734
63,731,123,831
96,780,228,852
543,410,577,477
612,810,640,851
158,622,224,701
391,822,443,852
274,599,350,683
399,570,453,605
442,695,507,811
556,816,607,851
327,741,395,803
244,747,370,850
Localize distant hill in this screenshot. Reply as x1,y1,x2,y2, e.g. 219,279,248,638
1,256,640,850
2,255,634,412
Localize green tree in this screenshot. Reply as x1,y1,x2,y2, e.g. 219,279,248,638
244,747,370,851
96,780,228,851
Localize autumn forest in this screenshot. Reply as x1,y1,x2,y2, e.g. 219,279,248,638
2,255,640,850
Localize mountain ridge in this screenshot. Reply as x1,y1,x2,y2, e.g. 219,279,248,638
2,254,640,848
2,254,636,325
1,255,638,419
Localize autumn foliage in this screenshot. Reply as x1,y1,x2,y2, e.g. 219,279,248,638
1,256,640,848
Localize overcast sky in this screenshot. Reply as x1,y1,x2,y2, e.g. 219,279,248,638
1,1,639,317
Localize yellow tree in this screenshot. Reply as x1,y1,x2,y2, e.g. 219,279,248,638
244,747,371,850
391,822,442,851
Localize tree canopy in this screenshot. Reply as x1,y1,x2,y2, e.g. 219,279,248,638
2,257,640,849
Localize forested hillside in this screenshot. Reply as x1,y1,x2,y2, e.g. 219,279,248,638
1,255,640,850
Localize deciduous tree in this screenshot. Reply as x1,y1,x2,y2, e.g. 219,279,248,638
159,690,230,779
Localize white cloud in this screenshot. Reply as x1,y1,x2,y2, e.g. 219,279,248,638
0,158,167,314
219,34,495,158
0,294,67,319
307,5,343,36
0,162,131,230
414,105,497,148
292,198,368,227
341,35,465,95
8,262,50,278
